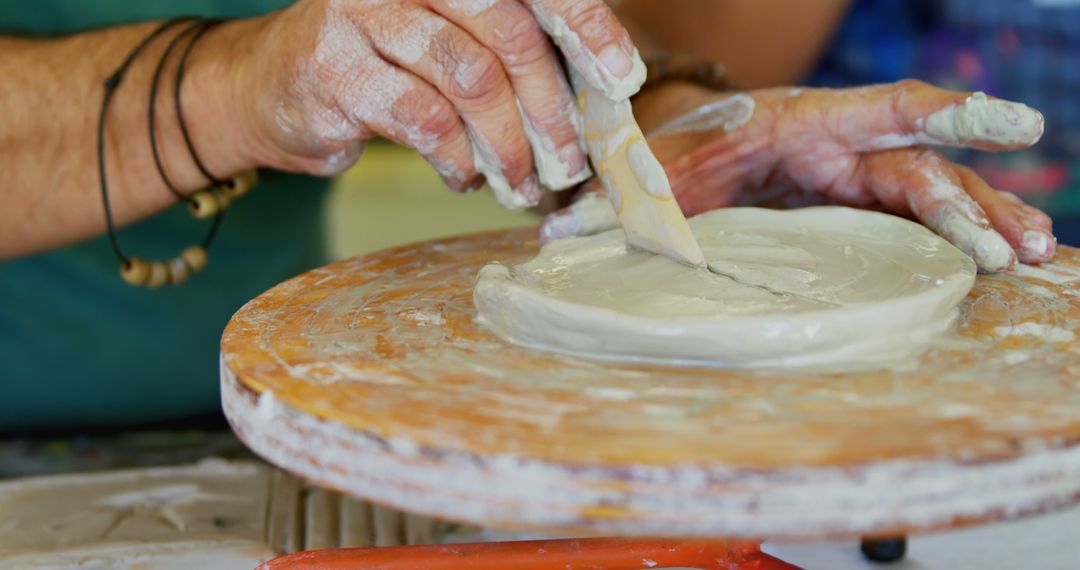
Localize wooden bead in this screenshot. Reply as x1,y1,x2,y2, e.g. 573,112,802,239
146,261,169,288
120,257,150,286
212,187,232,209
220,170,258,199
188,190,222,219
181,245,208,273
168,257,191,285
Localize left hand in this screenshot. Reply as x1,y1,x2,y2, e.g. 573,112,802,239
541,80,1055,273
230,0,644,208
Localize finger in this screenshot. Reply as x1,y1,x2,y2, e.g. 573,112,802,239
992,189,1053,232
431,0,590,191
859,147,1017,273
817,80,1044,153
382,82,482,192
538,185,616,243
954,166,1056,264
324,35,479,191
522,0,646,100
987,188,1055,236
357,4,540,208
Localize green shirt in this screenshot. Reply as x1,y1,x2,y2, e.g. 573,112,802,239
0,1,330,431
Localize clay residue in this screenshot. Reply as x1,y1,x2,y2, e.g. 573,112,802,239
517,98,591,191
650,94,756,137
529,11,646,101
995,322,1077,343
469,127,540,210
920,91,1044,147
0,460,267,555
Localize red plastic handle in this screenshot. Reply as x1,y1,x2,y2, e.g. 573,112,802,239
258,537,801,569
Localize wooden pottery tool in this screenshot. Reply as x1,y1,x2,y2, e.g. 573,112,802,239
221,229,1080,568
572,71,706,267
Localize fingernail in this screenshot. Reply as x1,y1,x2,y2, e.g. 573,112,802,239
559,145,591,183
1031,108,1046,143
516,174,542,206
1020,230,1056,261
597,44,633,79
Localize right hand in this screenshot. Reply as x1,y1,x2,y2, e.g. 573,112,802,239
228,0,645,209
542,81,1055,273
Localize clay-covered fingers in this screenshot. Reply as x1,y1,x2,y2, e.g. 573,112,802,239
431,0,590,191
538,185,617,243
357,67,481,192
815,80,1044,153
522,0,646,100
308,17,481,192
356,3,542,208
953,166,1056,264
860,148,1018,273
262,0,650,206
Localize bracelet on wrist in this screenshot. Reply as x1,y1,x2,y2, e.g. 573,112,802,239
98,18,258,289
637,50,736,96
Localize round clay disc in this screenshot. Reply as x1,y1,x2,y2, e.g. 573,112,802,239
474,207,977,368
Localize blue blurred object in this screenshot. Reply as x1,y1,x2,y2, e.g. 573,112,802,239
809,0,1080,243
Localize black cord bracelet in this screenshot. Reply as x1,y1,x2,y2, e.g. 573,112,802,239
99,18,258,288
176,19,227,187
171,18,259,246
98,18,190,264
148,19,202,202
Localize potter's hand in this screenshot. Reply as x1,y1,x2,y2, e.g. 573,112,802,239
233,0,642,208
542,80,1053,273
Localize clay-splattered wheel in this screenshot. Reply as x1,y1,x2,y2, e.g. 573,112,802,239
221,228,1080,539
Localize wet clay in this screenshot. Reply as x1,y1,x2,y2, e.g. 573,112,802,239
475,207,977,368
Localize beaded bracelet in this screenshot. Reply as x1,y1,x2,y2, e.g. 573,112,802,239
98,18,257,288
638,50,736,95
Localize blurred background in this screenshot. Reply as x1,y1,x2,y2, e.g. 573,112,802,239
324,141,535,260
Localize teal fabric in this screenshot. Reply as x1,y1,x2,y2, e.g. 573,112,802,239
0,1,290,35
0,1,331,431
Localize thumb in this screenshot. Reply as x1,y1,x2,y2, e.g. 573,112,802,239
538,187,618,243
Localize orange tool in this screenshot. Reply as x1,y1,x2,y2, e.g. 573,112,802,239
258,537,800,570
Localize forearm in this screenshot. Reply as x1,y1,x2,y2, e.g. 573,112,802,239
0,19,263,259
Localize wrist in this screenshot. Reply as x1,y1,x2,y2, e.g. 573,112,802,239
192,10,351,176
178,17,268,177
